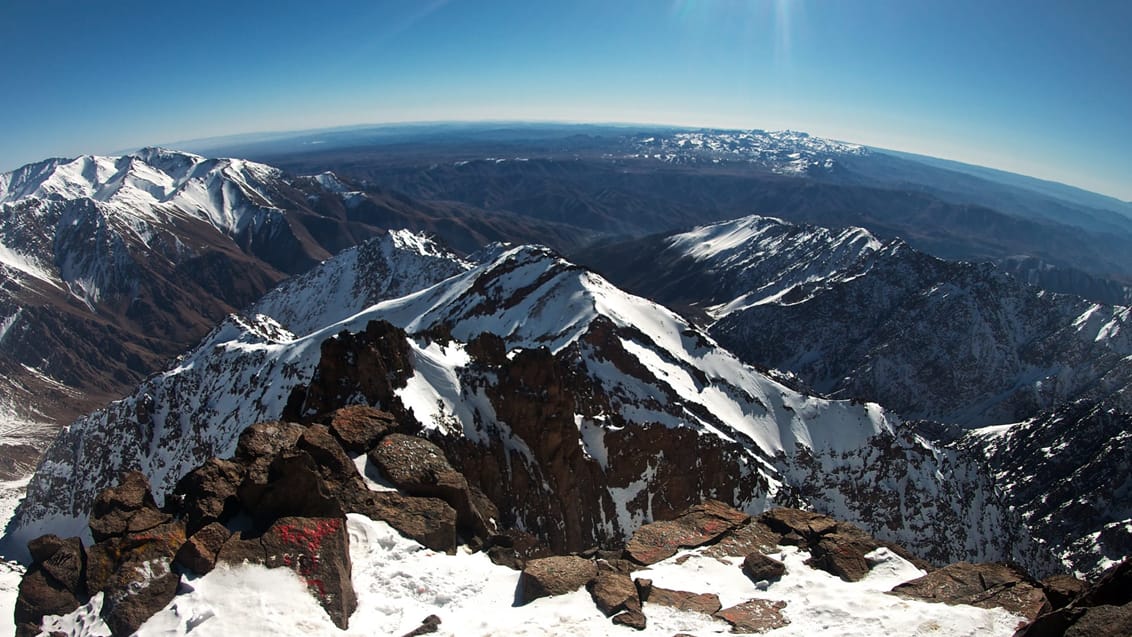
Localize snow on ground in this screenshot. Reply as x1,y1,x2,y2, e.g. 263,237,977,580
35,514,1025,636
0,475,31,636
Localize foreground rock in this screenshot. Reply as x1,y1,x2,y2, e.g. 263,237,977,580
715,599,790,633
1016,558,1132,636
516,555,599,604
891,562,1050,622
624,500,750,565
636,578,722,615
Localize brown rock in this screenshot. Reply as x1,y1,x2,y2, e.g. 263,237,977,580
401,614,442,637
218,516,356,629
325,405,399,453
358,491,458,554
643,584,722,615
588,571,640,616
1042,573,1087,610
175,522,232,575
95,520,187,636
891,562,1049,622
1064,604,1132,637
89,471,170,542
743,553,786,583
27,535,85,597
759,508,836,541
172,458,244,534
234,420,305,482
624,500,750,565
806,533,873,582
517,555,599,605
240,451,344,525
369,433,498,539
715,599,790,633
485,530,552,570
704,520,783,559
298,424,358,480
14,567,83,637
611,608,647,630
1076,558,1132,608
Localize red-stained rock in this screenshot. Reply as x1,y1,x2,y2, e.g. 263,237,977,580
624,500,750,565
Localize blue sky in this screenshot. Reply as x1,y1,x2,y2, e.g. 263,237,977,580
2,0,1129,200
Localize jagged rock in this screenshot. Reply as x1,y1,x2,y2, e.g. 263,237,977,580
240,451,344,526
89,471,171,542
27,535,85,597
704,520,782,558
892,562,1050,622
1042,574,1088,610
807,532,873,582
298,424,357,480
174,522,232,575
760,508,837,541
1063,605,1132,637
172,458,244,534
611,608,647,630
715,599,790,633
636,578,722,615
234,420,305,483
516,555,599,604
369,433,498,539
485,529,552,570
743,553,787,583
588,571,640,616
92,520,186,637
323,405,399,453
14,566,83,637
401,614,442,636
357,491,457,554
218,516,356,629
1017,559,1132,636
624,500,750,565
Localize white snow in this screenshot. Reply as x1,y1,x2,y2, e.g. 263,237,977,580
29,515,1027,636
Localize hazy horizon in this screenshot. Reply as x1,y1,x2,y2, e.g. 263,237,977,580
2,1,1129,200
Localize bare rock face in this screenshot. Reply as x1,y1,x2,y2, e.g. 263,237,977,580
174,522,232,575
14,536,88,637
172,457,245,535
1042,574,1088,610
891,561,1050,622
1017,558,1132,637
218,516,356,629
93,521,187,637
715,599,790,633
704,520,782,559
517,555,599,604
234,420,305,483
636,578,722,615
88,471,171,543
624,500,750,565
369,433,499,540
322,405,399,453
356,491,458,554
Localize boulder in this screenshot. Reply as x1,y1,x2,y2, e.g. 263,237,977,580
1063,604,1132,637
14,566,83,637
369,433,498,539
742,553,786,583
357,491,458,554
704,520,782,559
611,608,647,630
715,599,790,633
234,420,305,482
517,555,599,604
89,471,170,542
324,405,399,453
588,571,640,616
891,562,1049,622
172,457,244,534
636,578,722,615
174,522,232,575
1042,574,1087,610
27,535,86,597
1017,558,1132,636
624,500,750,565
807,532,873,582
218,516,356,629
240,451,344,526
401,614,442,637
485,529,552,570
92,520,186,637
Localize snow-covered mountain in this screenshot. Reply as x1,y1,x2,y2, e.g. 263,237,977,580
7,242,1046,576
626,129,868,175
581,215,1132,427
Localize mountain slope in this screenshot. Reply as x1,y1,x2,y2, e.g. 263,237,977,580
579,215,1132,428
7,244,1045,575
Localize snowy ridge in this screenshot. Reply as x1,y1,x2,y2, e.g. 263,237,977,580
628,130,867,174
11,243,1029,571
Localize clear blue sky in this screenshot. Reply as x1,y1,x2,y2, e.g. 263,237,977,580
2,0,1129,200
